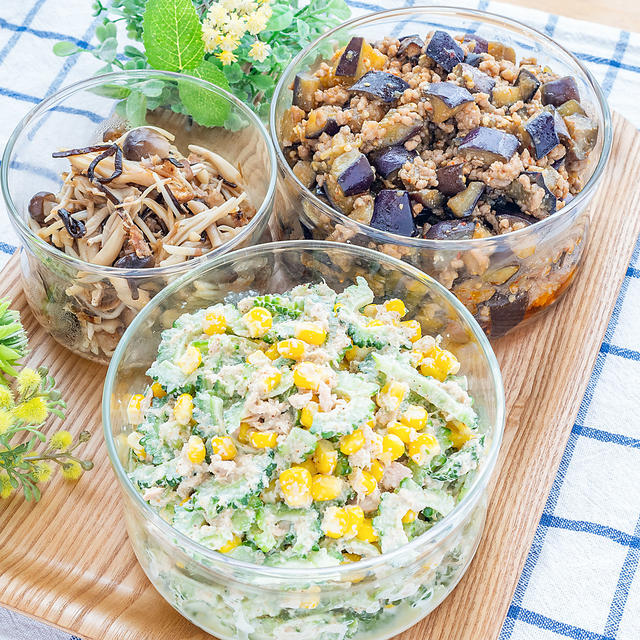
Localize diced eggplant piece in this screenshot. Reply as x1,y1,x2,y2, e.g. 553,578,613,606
447,181,485,218
424,82,474,123
370,189,415,236
507,171,556,215
491,85,522,108
493,197,538,228
425,30,465,73
410,189,445,210
524,111,560,159
515,68,540,102
369,145,416,179
281,106,305,146
397,35,424,60
465,52,484,67
543,105,570,143
293,73,321,112
540,76,580,107
372,110,424,149
564,113,597,161
454,63,496,96
350,195,374,224
425,218,477,240
486,291,529,337
331,150,374,197
305,107,341,139
483,264,520,285
487,41,516,64
458,127,520,163
323,175,356,213
463,34,489,53
436,163,466,196
292,161,316,189
557,99,585,118
349,71,410,103
335,37,365,77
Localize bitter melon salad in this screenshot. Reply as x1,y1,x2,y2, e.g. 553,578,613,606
124,276,484,569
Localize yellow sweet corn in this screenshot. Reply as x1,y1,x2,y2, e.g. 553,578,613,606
362,304,378,318
186,435,206,464
277,338,305,360
387,421,415,444
339,429,365,455
300,400,318,429
264,344,279,360
419,346,460,382
173,393,193,425
311,474,343,501
298,458,317,475
359,470,377,495
448,420,474,449
238,421,252,444
401,319,422,343
313,440,337,475
369,459,385,482
151,382,166,399
203,311,226,335
243,306,273,338
382,433,405,461
383,299,406,317
127,394,145,425
366,319,385,328
356,518,378,543
408,433,440,465
127,431,145,459
293,362,324,392
401,405,428,430
402,509,417,524
376,380,407,411
247,350,270,366
322,506,349,538
210,436,237,460
294,322,327,346
345,504,364,537
219,533,241,553
279,466,312,508
177,345,202,376
249,431,278,448
261,369,282,394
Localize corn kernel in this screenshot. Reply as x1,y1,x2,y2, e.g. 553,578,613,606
219,533,241,553
127,431,145,459
249,430,278,448
293,362,324,392
264,344,279,360
203,311,226,335
299,592,320,609
311,474,343,501
173,393,193,425
187,435,206,464
383,299,406,317
342,552,361,563
402,319,422,343
419,346,460,382
127,394,145,425
359,470,377,495
333,302,344,313
408,433,440,465
238,421,252,444
366,318,385,328
277,338,305,360
313,440,337,475
376,380,407,411
448,420,474,449
362,304,378,318
370,459,385,482
243,306,273,338
387,421,415,444
210,436,237,460
401,405,428,430
345,505,365,537
382,433,405,461
300,401,318,429
356,518,378,543
339,429,365,455
177,345,202,375
261,369,282,394
402,509,417,524
294,322,327,346
247,349,270,366
298,458,317,475
279,466,312,508
151,382,166,399
322,506,348,538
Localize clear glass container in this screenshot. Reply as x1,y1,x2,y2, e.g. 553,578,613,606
2,70,277,363
103,240,504,640
269,7,612,338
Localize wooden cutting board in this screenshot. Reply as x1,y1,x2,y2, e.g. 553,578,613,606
0,111,638,640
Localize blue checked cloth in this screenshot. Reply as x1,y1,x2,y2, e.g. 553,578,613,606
0,1,639,639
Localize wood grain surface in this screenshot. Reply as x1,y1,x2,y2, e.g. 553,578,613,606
0,112,638,640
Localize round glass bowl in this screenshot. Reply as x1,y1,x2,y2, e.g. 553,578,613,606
269,7,612,338
103,240,504,640
2,70,276,363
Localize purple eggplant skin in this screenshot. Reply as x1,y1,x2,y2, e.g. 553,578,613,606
454,63,496,96
332,150,374,197
293,73,320,112
348,71,410,103
397,35,424,60
436,163,466,196
424,82,474,123
335,37,365,77
485,291,529,338
540,76,580,107
515,68,541,102
447,181,485,218
463,34,489,53
464,52,484,67
526,172,557,215
372,110,424,149
370,189,416,236
507,171,556,216
369,145,416,179
458,127,520,163
543,105,570,143
425,30,465,73
425,218,477,240
524,111,560,159
409,189,445,211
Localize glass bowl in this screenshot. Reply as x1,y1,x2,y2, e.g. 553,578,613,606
269,7,612,338
2,70,277,364
103,240,504,640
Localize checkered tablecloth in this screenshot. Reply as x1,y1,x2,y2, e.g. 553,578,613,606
0,1,639,639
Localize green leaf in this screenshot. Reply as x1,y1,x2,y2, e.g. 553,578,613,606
91,83,131,100
96,37,118,62
138,79,165,97
250,74,273,92
267,6,294,31
142,0,204,72
53,41,81,57
326,0,351,20
125,90,148,127
179,59,231,127
296,19,310,42
224,62,244,84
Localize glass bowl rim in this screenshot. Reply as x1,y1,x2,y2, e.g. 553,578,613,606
1,69,278,278
102,239,505,579
269,5,613,248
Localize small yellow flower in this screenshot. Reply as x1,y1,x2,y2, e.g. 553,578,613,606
16,368,41,398
249,40,270,62
217,49,238,65
61,460,83,481
221,0,242,10
207,4,228,25
0,386,13,410
202,26,223,53
0,409,12,435
33,461,52,483
12,397,48,425
246,11,268,35
219,33,240,52
0,472,13,499
50,430,73,451
225,14,247,38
